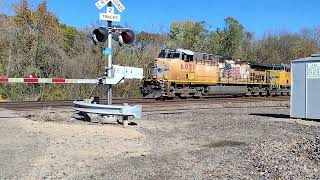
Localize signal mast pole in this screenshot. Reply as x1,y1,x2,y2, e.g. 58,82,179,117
93,0,134,106
107,1,113,105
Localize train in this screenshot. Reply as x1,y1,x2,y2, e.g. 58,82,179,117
141,49,291,100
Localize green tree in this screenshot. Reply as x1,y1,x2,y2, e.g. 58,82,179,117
168,21,208,51
256,32,319,64
223,17,245,59
208,17,252,60
207,28,226,55
170,17,254,60
0,0,103,101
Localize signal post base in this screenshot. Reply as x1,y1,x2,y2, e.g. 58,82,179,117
73,99,142,126
121,116,129,127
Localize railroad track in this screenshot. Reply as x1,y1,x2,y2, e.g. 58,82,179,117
143,105,289,115
0,98,149,110
142,97,290,115
0,96,290,110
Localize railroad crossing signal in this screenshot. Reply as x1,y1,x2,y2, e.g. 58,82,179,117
92,26,135,46
90,0,143,121
0,1,143,123
92,27,108,44
115,29,135,45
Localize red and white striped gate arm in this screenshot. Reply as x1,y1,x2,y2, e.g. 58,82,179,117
0,77,98,84
0,66,144,85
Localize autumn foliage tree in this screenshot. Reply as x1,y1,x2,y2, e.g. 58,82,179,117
0,0,103,101
255,32,319,64
167,18,319,63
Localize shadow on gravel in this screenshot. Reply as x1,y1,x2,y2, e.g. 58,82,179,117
204,140,246,148
0,117,20,119
74,112,91,122
116,120,138,126
250,113,290,119
301,118,320,123
251,113,320,124
73,112,138,126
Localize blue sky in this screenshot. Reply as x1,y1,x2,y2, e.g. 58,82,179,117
2,0,320,37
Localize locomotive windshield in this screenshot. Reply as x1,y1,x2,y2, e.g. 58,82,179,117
158,49,195,60
158,49,223,62
158,50,180,59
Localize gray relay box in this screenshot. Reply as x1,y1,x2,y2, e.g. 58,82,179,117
291,54,320,119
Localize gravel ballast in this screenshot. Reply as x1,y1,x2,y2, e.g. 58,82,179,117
0,101,319,179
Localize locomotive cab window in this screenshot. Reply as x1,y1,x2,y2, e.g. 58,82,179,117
203,54,208,60
159,50,181,59
182,54,194,62
158,50,166,58
208,54,213,60
172,53,180,59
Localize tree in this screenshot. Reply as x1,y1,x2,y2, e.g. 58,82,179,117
208,17,252,60
222,17,245,59
169,17,254,60
255,32,319,64
301,27,320,49
168,21,208,51
207,28,226,56
0,0,104,101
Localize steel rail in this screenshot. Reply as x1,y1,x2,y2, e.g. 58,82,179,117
0,97,289,110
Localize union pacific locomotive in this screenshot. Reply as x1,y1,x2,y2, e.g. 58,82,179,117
141,49,291,99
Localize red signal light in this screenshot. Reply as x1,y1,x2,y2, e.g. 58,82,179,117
92,27,135,46
120,30,135,44
92,27,108,44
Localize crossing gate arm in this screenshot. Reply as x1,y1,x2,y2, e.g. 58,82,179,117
0,78,99,84
0,65,144,85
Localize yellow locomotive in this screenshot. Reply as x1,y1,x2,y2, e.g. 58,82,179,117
141,49,291,99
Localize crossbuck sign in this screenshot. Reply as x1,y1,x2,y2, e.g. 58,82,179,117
95,0,125,22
